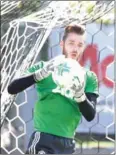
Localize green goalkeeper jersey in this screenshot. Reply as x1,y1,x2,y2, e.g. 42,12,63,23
27,61,98,138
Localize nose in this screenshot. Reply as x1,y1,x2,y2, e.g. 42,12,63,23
73,47,78,53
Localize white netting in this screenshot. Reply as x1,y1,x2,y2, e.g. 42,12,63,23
1,0,115,154
1,0,114,127
11,1,114,27
1,0,21,15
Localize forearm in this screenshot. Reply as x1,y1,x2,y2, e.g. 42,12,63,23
8,75,36,94
78,99,96,121
7,58,56,95
78,93,97,122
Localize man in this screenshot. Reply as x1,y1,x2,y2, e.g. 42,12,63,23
8,24,99,154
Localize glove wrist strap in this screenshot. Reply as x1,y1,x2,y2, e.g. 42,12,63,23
75,93,86,103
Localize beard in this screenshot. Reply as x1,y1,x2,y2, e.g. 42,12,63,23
63,45,78,59
62,45,68,57
62,45,83,61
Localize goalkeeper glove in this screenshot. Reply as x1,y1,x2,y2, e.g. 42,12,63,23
71,82,86,103
52,82,86,103
63,82,86,103
33,55,65,82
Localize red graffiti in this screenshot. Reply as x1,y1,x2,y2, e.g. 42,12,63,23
79,44,114,88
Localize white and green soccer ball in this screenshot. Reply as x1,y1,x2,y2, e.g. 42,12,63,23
52,58,86,99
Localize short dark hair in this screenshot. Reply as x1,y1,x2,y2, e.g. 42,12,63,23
63,24,85,41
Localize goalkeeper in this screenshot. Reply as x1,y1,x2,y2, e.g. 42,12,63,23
8,24,99,154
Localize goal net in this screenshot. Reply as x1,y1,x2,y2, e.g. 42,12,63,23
1,0,115,154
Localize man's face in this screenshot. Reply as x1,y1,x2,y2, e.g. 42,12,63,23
60,32,85,61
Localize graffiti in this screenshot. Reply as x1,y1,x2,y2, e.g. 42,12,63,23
80,44,114,88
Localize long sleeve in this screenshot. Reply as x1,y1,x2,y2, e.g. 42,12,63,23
78,93,97,122
8,75,36,94
7,61,45,95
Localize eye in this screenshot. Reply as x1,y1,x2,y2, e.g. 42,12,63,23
78,44,83,48
69,42,74,45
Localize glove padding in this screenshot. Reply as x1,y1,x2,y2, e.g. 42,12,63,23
33,55,65,82
53,82,86,103
70,82,86,103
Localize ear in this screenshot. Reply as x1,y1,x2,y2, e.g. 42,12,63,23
60,41,63,47
60,41,64,50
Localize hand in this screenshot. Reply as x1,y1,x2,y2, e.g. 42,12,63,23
70,82,86,103
33,55,65,82
52,76,86,103
62,82,86,103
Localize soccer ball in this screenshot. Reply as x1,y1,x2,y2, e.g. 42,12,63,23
52,58,85,95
